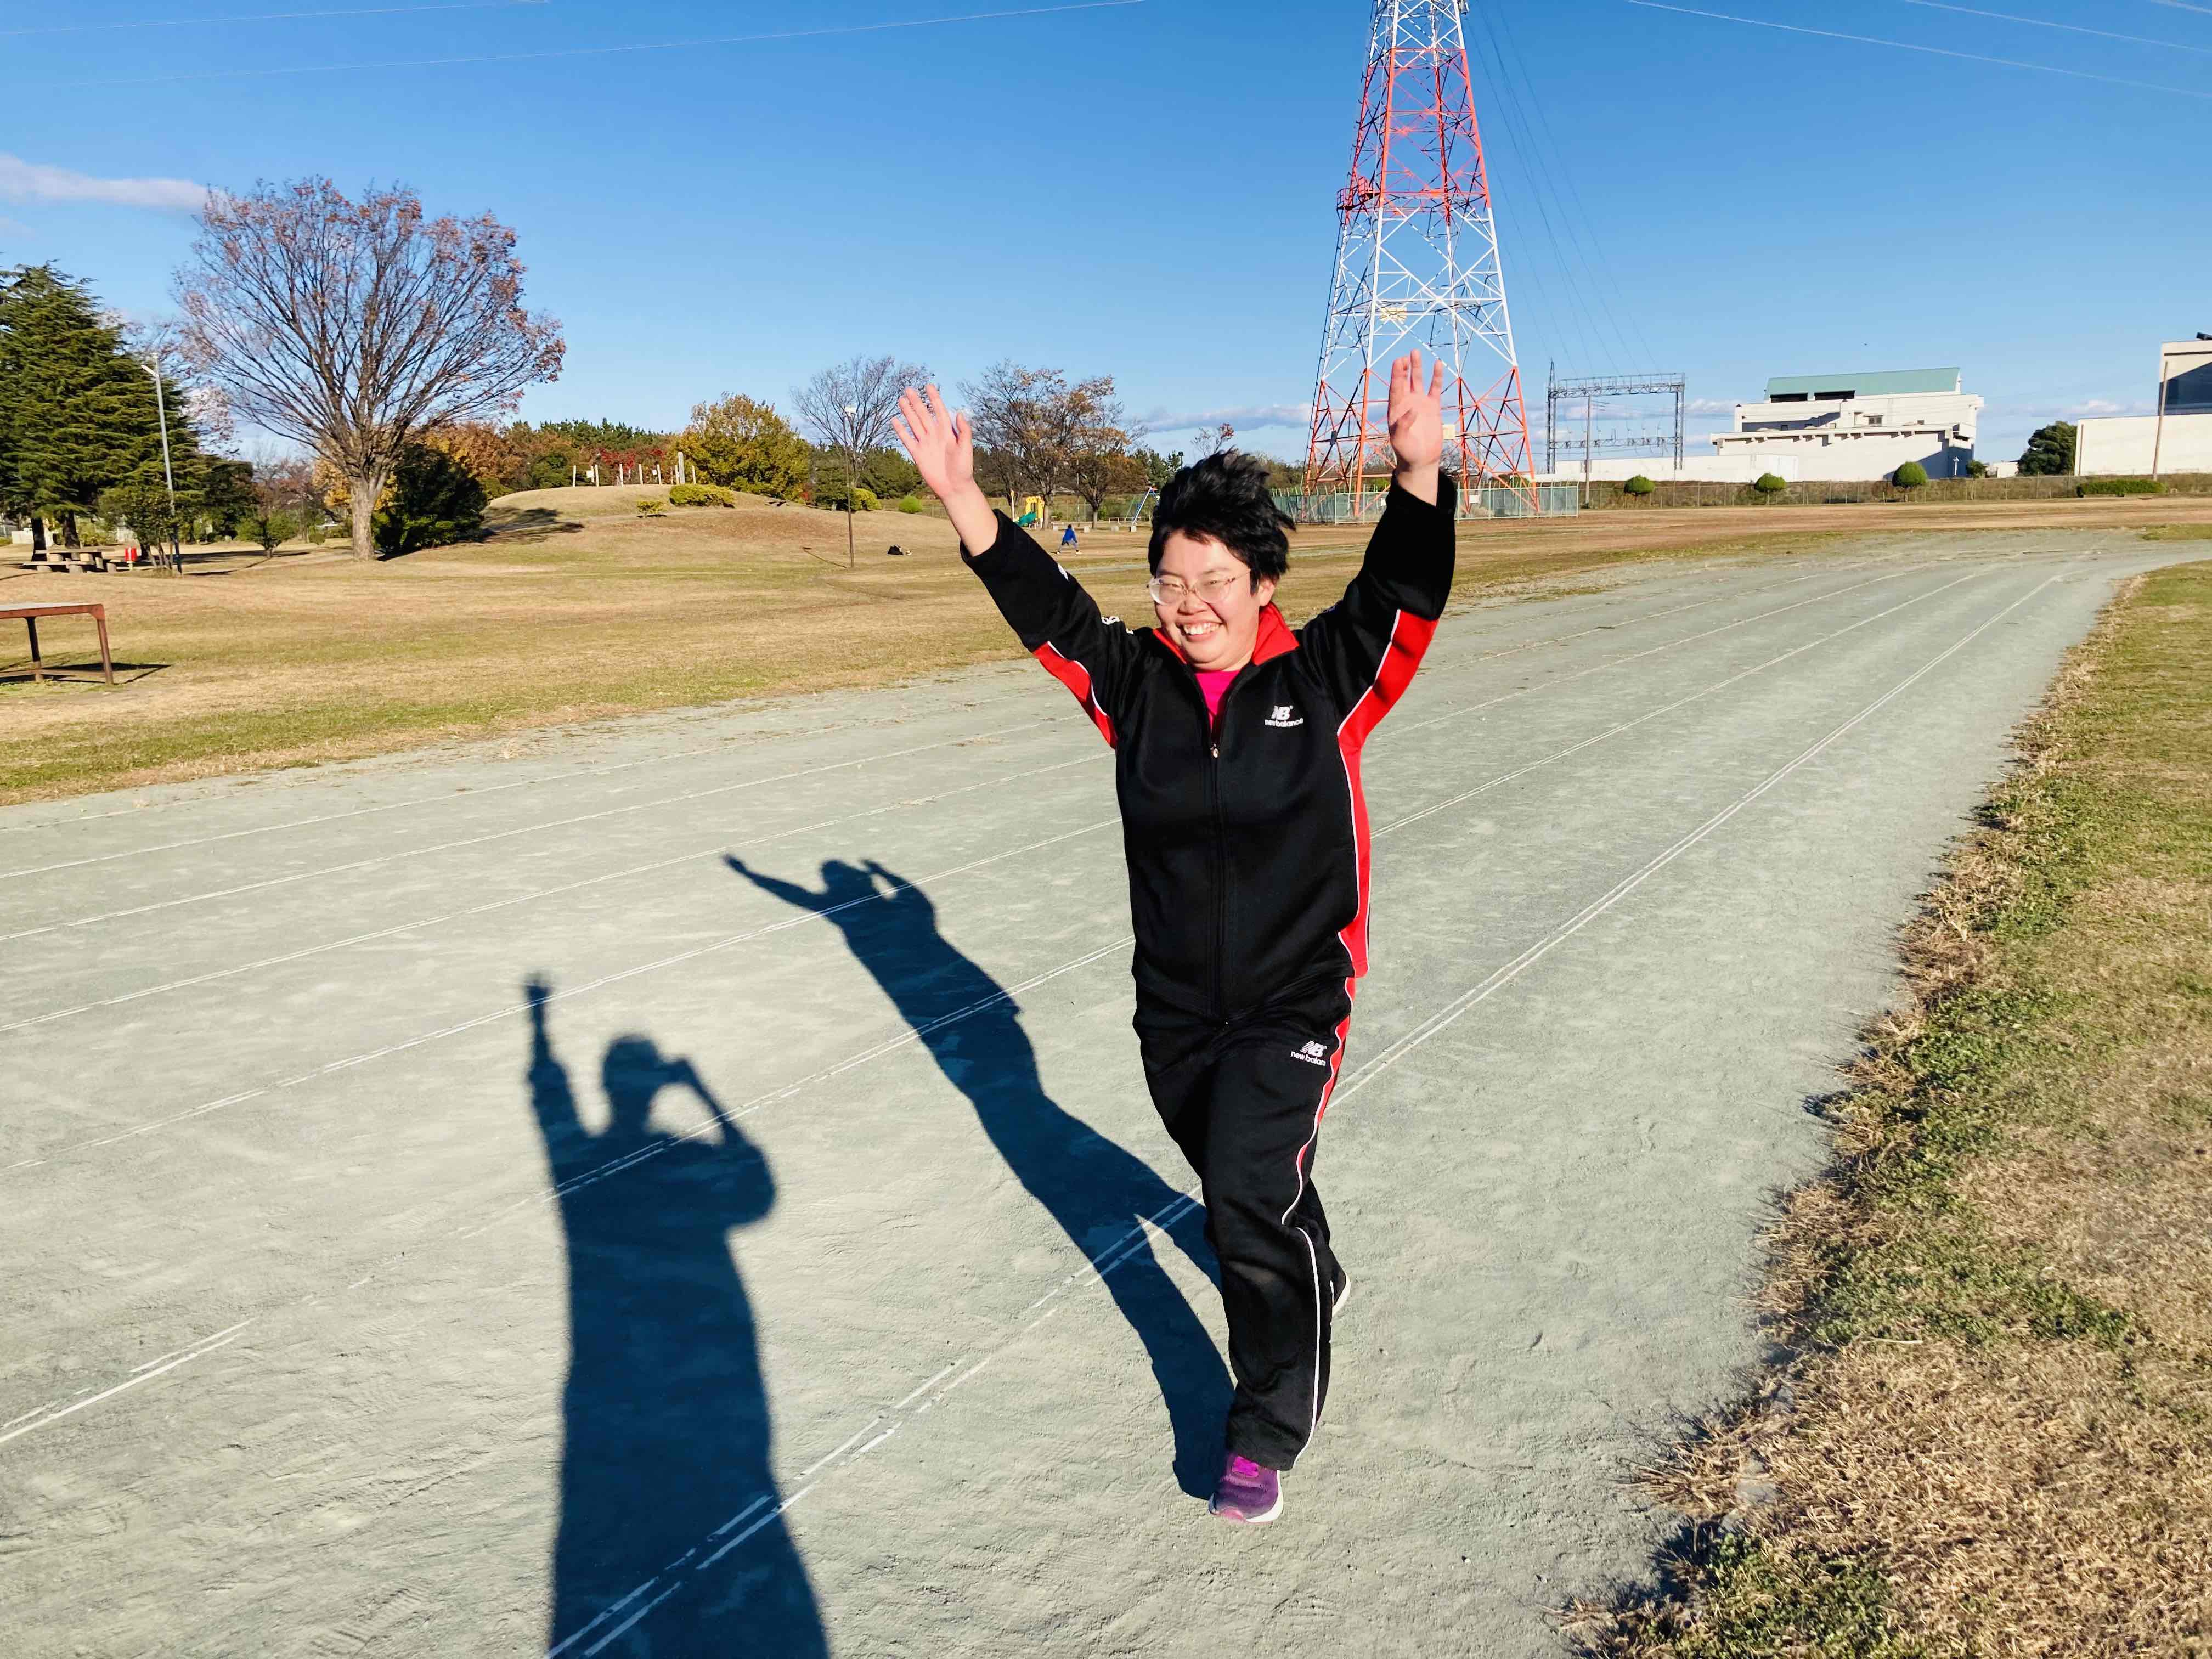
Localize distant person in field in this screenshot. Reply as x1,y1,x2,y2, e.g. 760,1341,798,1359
1060,522,1080,550
894,350,1455,1525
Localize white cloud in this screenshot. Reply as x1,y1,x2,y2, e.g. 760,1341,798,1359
1686,397,1736,415
0,153,208,212
1138,402,1312,435
2001,397,2156,421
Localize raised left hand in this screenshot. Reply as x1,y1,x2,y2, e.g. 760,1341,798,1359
1385,349,1447,476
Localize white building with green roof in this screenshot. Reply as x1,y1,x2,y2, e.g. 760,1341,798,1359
1708,367,1982,481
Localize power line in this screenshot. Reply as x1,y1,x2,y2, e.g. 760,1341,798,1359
2,0,545,39
1487,4,1660,371
1463,12,1622,379
1623,1,2212,101
2149,1,2212,17
1891,0,2212,55
99,0,1141,86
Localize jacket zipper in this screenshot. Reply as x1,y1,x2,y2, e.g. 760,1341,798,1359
1178,648,1255,1022
1208,721,1226,1019
1206,669,1256,1022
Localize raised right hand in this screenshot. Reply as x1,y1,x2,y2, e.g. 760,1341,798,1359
893,385,975,501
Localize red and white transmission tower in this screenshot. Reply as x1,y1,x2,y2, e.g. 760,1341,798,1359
1304,0,1535,516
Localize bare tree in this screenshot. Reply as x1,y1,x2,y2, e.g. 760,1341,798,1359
958,362,1065,516
792,354,929,567
958,363,1130,525
1061,377,1142,522
173,179,564,558
1193,421,1234,459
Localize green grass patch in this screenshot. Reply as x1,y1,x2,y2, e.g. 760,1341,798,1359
1587,1534,1932,1659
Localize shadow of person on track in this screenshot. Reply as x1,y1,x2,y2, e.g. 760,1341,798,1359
524,978,827,1658
725,856,1232,1497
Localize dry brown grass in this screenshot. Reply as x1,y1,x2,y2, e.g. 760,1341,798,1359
1572,560,2212,1657
5,485,2208,806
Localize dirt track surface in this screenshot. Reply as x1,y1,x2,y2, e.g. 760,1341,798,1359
0,531,2174,1655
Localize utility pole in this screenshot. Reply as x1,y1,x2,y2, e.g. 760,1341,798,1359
2152,342,2170,481
842,403,859,569
140,352,182,574
1583,388,1593,508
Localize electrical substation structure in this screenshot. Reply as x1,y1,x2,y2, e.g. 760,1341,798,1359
1544,366,1687,477
1302,0,1541,521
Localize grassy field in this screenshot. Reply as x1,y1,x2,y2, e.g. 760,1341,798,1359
1572,560,2212,1656
4,484,2210,806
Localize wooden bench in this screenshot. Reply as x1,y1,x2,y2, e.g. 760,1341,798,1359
3,601,114,684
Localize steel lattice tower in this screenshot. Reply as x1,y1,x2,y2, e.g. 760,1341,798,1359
1304,0,1535,516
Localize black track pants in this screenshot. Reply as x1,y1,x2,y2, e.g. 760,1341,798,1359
1136,984,1352,1471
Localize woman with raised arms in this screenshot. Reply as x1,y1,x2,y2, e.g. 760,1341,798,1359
894,351,1455,1524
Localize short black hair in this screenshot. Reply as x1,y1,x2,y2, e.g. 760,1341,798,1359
1148,450,1294,584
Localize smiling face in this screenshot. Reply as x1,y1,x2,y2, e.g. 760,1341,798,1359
1152,531,1279,672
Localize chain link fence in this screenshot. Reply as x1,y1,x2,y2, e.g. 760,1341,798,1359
1273,484,1579,523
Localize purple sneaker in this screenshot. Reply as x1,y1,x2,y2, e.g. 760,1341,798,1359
1209,1454,1284,1524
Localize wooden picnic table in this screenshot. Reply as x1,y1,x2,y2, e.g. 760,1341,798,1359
2,600,114,684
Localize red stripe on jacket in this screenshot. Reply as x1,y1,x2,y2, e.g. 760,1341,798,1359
1034,641,1117,747
1331,608,1438,978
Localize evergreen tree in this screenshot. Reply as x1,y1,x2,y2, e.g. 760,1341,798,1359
2018,421,2076,476
0,264,201,546
373,441,487,556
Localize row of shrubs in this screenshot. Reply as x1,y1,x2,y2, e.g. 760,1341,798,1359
1614,468,2182,504
642,481,932,515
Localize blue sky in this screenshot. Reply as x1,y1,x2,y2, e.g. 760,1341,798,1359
3,0,2208,464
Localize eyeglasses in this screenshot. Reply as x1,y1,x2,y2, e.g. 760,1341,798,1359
1147,571,1246,606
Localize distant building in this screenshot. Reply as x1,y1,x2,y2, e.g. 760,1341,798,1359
1709,368,1982,481
2075,339,2212,476
1531,366,1985,485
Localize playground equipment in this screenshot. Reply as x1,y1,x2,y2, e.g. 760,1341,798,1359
1122,486,1155,529
1015,496,1047,527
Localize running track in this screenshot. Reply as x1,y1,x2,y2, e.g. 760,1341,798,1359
0,531,2169,1656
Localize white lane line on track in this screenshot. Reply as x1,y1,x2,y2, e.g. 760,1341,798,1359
1335,569,2069,1103
0,752,1108,1036
3,819,1121,1171
444,562,1998,1230
0,549,1859,843
1391,561,1931,741
0,710,1060,877
0,559,2034,1457
0,720,1069,938
1,560,1993,1173
1,560,1920,964
0,1321,252,1448
1374,565,1997,835
546,565,2083,1644
541,1187,1200,1655
0,563,2079,1651
0,556,1893,912
445,936,1135,1244
0,564,1915,1028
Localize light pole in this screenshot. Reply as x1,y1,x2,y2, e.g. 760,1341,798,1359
842,403,859,568
139,352,182,573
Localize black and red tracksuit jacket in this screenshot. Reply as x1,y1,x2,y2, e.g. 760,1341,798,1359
961,475,1457,1023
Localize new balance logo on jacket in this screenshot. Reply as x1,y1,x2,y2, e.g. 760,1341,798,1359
1291,1040,1330,1066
